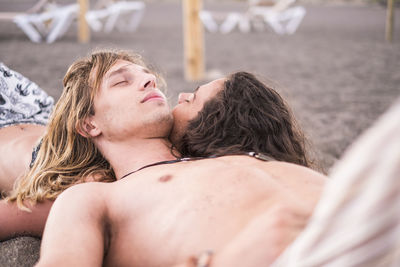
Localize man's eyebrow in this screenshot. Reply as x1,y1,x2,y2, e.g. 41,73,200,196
106,65,131,80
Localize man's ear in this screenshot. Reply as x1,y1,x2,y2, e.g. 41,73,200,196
76,117,101,138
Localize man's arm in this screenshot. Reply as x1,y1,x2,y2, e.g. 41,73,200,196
36,183,108,267
0,199,53,241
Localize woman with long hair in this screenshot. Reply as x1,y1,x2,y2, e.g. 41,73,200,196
171,71,313,168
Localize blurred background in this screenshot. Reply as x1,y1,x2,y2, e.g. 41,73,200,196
0,0,399,171
0,1,399,264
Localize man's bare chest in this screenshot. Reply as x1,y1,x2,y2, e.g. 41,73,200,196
104,164,279,266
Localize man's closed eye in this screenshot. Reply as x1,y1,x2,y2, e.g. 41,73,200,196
113,80,128,86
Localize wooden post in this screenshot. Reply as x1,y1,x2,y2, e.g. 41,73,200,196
386,0,394,42
182,0,205,81
78,0,90,43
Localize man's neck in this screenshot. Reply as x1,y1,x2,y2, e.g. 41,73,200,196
97,137,178,180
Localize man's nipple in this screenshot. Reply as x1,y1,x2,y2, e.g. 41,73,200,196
159,174,173,182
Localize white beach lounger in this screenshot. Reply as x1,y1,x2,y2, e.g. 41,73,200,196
86,1,145,33
13,3,78,43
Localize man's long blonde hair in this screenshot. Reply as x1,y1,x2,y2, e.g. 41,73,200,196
7,49,153,210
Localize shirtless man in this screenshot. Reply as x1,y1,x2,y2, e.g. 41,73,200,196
36,51,326,266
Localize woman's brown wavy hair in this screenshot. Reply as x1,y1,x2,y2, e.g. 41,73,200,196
179,71,312,167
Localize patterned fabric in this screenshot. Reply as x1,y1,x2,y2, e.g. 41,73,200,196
0,62,54,128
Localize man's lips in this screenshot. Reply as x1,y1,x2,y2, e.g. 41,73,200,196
141,92,164,103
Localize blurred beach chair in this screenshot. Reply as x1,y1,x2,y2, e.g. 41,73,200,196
86,0,145,33
248,0,306,35
0,0,47,42
200,10,250,34
0,0,78,43
200,0,306,35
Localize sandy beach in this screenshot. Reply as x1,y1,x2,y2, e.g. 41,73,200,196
0,0,399,265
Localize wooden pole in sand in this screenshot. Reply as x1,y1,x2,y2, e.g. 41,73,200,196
182,0,205,81
386,0,394,42
77,0,90,43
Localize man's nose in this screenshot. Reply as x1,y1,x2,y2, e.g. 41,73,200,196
141,74,156,90
178,93,192,104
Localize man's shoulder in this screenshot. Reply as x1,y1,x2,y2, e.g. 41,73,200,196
261,161,328,184
56,182,111,206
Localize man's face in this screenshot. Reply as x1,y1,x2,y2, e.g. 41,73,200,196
89,60,173,141
170,78,226,145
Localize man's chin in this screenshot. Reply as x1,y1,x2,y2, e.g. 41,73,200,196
151,112,174,137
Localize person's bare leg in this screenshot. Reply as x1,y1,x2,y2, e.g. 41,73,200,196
0,198,53,241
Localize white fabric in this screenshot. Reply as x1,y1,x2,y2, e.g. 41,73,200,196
273,98,400,266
